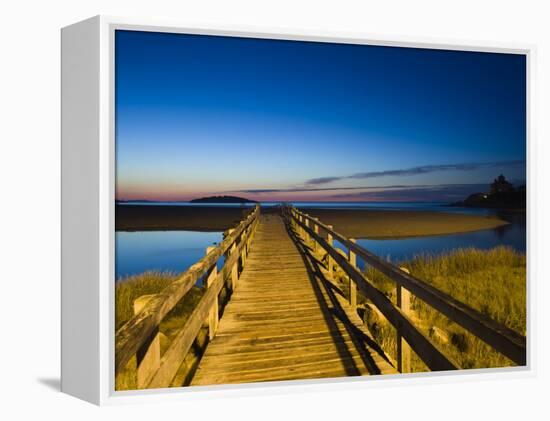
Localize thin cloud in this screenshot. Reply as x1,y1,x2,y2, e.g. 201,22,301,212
306,160,526,185
228,184,436,194
304,176,343,185
330,183,490,201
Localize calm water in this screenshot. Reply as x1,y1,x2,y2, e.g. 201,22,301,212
115,202,526,280
296,203,526,263
120,200,484,213
115,230,223,281
348,211,526,265
120,200,504,217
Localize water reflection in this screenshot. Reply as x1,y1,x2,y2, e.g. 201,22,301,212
351,211,525,264
115,230,222,281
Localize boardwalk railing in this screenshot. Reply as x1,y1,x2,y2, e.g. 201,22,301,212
115,204,260,389
282,205,526,372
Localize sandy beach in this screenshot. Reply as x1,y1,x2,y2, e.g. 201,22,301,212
116,205,508,238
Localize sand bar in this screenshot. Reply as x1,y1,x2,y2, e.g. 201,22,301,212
299,207,508,238
116,205,508,238
116,205,253,232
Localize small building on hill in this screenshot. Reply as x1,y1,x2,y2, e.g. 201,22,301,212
490,174,515,194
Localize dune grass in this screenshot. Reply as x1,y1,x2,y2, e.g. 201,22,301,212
115,271,203,330
359,246,526,371
115,271,205,390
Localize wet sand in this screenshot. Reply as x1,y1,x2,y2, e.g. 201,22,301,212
116,205,508,238
116,205,253,232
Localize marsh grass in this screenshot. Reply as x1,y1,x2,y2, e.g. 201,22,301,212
115,271,205,390
359,246,526,371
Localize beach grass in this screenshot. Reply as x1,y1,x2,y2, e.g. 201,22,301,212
359,246,526,371
115,271,205,390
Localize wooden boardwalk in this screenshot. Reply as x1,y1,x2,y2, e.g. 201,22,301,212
191,213,396,386
116,205,525,390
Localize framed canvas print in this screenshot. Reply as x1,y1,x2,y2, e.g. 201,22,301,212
61,16,532,405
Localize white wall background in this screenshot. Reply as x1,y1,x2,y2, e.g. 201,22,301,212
1,0,548,418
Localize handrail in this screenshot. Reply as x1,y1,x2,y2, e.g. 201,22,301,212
284,206,457,371
283,205,526,368
115,204,260,376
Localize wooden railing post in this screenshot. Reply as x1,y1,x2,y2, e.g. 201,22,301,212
397,266,412,373
327,225,334,277
246,221,254,251
348,239,357,311
133,294,161,389
243,230,246,268
313,218,319,253
244,229,249,259
239,219,254,279
230,241,239,290
205,246,219,340
225,229,239,291
304,216,310,243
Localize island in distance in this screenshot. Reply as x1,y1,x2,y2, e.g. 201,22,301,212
189,195,258,204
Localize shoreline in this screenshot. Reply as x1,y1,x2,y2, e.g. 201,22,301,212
116,205,509,239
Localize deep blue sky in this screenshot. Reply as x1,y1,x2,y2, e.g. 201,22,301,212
115,30,526,202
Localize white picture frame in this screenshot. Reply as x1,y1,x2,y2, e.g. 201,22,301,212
61,15,535,406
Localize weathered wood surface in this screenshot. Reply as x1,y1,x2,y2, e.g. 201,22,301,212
191,214,396,386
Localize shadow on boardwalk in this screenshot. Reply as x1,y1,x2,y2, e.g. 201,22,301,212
191,213,395,386
285,216,393,375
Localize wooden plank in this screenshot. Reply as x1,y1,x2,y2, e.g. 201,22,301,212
207,329,353,347
223,309,327,321
197,348,373,374
217,320,338,334
194,354,378,385
204,334,358,356
226,304,322,313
